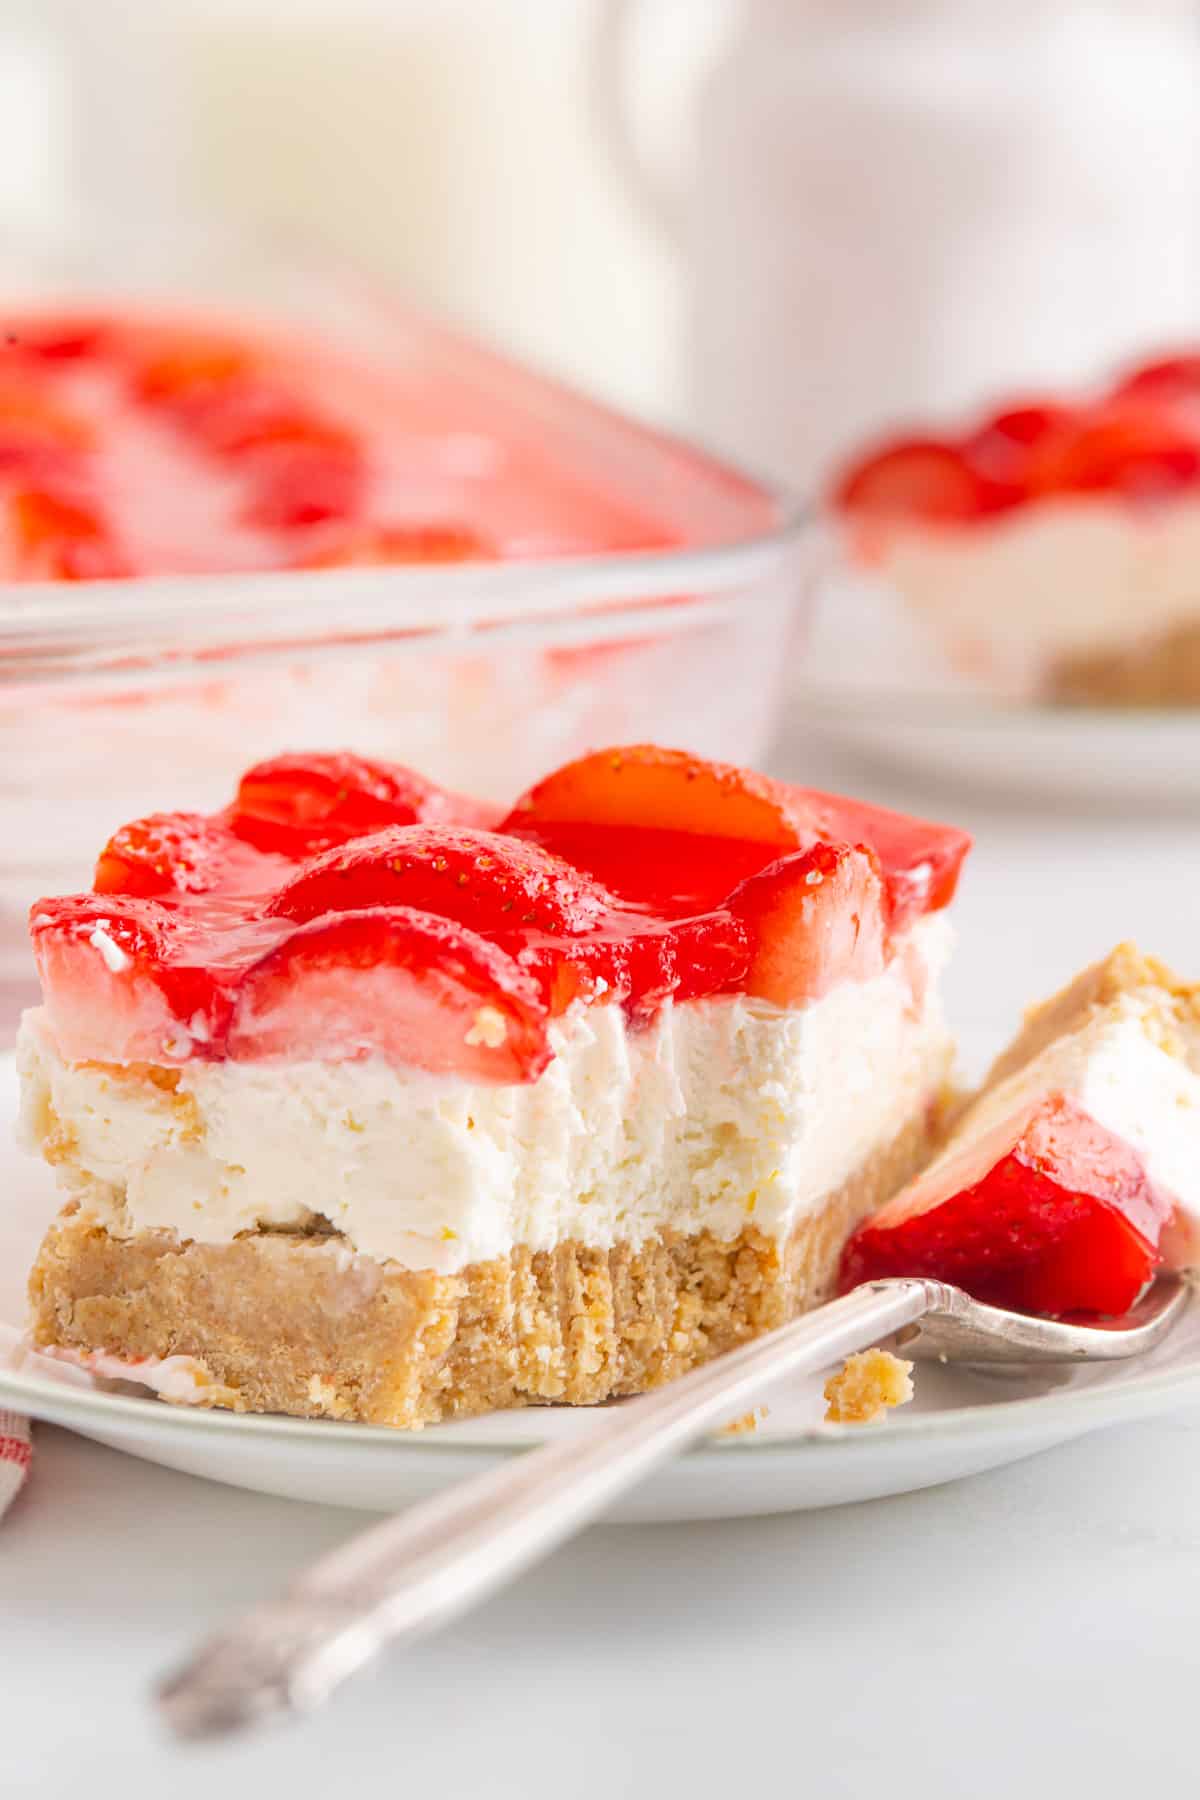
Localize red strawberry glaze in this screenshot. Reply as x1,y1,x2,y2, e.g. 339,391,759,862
29,745,969,1079
502,746,968,930
840,1097,1174,1318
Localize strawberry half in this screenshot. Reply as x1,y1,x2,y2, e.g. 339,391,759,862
169,382,356,462
504,745,803,849
130,334,254,407
240,442,365,531
502,910,751,1020
231,751,496,854
3,489,129,581
227,906,551,1080
727,843,886,1006
505,746,969,928
269,825,614,935
840,1097,1171,1317
94,811,284,899
1110,353,1200,409
833,439,982,522
964,402,1073,508
29,895,247,1065
786,788,970,930
1026,400,1200,501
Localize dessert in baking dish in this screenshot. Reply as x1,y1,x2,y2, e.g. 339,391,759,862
17,744,969,1426
834,353,1200,704
843,944,1200,1316
0,306,677,579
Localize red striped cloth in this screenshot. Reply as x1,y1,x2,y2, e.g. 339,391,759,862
0,1410,31,1515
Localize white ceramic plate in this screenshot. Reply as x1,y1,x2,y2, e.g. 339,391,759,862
802,691,1200,808
799,569,1200,805
4,1055,1200,1520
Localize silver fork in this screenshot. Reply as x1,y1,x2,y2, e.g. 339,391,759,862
157,1274,1188,1742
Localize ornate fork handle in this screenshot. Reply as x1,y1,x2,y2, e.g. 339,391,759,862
158,1279,935,1740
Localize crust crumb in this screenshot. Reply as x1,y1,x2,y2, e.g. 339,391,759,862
716,1405,770,1438
823,1348,914,1425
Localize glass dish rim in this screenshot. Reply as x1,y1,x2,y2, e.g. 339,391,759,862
0,501,814,691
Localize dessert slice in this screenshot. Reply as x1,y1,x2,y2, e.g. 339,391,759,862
18,745,969,1427
842,945,1200,1316
833,355,1200,704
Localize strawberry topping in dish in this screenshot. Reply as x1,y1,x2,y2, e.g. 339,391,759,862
0,307,676,578
29,744,970,1076
834,349,1200,529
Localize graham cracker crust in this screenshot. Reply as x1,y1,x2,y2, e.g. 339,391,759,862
1049,619,1200,707
28,1109,938,1429
977,942,1200,1101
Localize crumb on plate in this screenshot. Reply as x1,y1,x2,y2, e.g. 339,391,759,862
823,1348,914,1425
716,1405,770,1438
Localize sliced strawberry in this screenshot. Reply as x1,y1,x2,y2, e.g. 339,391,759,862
1026,400,1200,501
1111,353,1200,408
505,747,969,929
504,745,803,850
95,812,282,899
833,439,982,522
785,788,971,930
227,906,550,1079
239,443,365,530
131,335,254,406
296,521,489,568
231,751,497,854
639,911,751,1010
964,402,1073,508
726,843,886,1006
29,895,246,1065
2,315,111,362
169,381,356,462
3,489,129,581
973,403,1071,452
503,909,750,1019
269,824,614,935
0,386,92,451
840,1097,1171,1317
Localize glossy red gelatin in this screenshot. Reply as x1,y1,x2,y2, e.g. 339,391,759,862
29,744,970,1079
840,1096,1174,1317
0,306,683,579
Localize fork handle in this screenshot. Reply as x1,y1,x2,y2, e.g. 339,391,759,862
157,1277,935,1741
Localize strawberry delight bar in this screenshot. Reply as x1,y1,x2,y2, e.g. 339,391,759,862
835,352,1200,704
843,944,1200,1316
18,745,968,1426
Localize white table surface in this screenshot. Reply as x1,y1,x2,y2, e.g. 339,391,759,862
5,727,1199,1800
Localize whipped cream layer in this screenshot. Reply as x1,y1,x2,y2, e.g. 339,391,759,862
878,499,1200,696
18,916,953,1275
941,996,1200,1257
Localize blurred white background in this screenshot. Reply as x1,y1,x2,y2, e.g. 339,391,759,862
0,0,720,422
3,0,1200,492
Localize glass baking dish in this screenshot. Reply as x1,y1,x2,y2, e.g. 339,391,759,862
0,233,812,1021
